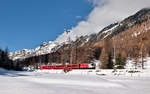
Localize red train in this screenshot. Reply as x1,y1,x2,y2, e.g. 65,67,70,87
40,64,95,70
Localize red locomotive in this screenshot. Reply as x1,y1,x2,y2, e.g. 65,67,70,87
40,64,95,70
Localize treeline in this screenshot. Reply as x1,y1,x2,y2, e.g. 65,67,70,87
18,43,95,70
0,48,22,71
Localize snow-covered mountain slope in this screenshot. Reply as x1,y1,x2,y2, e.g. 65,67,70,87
34,41,59,55
9,41,59,60
55,29,97,44
9,49,33,60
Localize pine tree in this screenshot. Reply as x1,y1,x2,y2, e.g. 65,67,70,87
0,47,20,70
115,53,126,69
107,53,114,69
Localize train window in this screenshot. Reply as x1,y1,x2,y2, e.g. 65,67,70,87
72,65,78,67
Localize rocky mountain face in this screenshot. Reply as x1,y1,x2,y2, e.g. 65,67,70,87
10,8,150,68
9,41,60,60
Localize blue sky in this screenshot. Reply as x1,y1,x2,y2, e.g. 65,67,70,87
0,0,93,52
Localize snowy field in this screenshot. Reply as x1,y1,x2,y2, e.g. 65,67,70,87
0,68,150,94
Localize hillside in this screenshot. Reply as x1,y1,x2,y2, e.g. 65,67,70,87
9,8,150,69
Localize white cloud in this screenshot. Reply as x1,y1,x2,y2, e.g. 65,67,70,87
56,0,150,43
76,16,82,19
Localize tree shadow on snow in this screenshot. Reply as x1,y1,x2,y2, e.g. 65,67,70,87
0,68,30,77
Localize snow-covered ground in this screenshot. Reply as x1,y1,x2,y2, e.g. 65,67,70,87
0,68,150,94
1,57,150,94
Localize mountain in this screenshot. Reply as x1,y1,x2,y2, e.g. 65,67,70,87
9,41,60,60
9,8,150,69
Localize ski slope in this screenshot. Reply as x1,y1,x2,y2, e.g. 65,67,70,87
0,68,150,94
